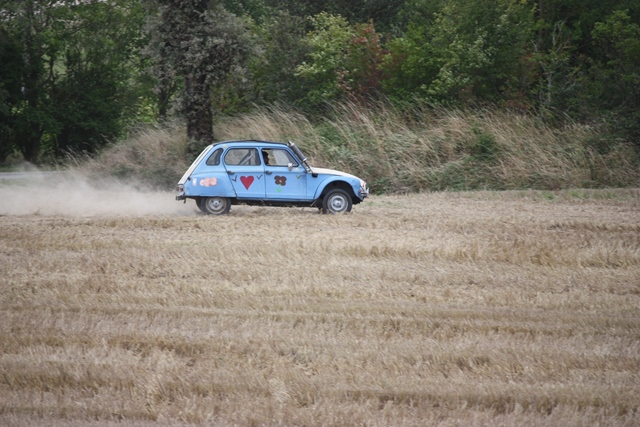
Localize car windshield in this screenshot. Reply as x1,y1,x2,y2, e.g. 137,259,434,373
287,142,312,172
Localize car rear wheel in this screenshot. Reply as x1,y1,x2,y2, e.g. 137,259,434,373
322,189,352,214
202,196,231,215
195,198,206,213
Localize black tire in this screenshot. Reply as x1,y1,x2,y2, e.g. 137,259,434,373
201,196,231,215
195,198,207,213
322,189,352,214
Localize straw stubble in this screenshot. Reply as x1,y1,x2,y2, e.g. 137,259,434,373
1,189,639,426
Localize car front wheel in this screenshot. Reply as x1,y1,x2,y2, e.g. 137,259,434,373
322,189,352,214
202,196,231,215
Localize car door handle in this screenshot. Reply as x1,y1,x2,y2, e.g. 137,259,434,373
227,171,235,175
265,170,272,175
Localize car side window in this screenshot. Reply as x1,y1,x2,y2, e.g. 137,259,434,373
262,148,299,167
225,148,260,166
205,148,222,166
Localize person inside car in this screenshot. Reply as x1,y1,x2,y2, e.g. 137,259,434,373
262,150,271,165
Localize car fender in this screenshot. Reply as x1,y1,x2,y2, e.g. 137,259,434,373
312,175,359,200
185,172,237,198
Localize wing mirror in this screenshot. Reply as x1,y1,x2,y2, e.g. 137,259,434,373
288,163,293,171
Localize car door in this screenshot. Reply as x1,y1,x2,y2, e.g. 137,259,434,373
262,147,307,200
223,147,266,199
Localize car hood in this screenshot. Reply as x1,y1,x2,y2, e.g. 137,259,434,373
313,167,359,180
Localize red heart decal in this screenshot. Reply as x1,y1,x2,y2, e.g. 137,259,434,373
240,175,254,190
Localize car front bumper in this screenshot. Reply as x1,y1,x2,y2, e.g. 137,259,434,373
358,182,369,199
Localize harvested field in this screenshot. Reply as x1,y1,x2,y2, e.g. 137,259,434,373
1,180,639,426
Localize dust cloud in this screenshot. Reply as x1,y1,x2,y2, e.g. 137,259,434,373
0,168,196,217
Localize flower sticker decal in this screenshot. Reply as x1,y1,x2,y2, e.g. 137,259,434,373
200,177,218,187
274,176,287,186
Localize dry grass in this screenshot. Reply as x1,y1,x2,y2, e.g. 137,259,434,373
216,104,640,192
74,125,190,191
1,187,639,426
76,104,640,194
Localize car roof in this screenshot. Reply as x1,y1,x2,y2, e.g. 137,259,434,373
211,140,288,148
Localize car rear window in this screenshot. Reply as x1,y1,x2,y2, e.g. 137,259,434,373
205,148,222,166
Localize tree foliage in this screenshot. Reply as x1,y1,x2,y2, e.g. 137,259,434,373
0,27,23,162
587,10,640,139
1,0,639,162
295,13,386,106
382,0,534,104
0,0,149,162
295,13,355,105
247,11,309,105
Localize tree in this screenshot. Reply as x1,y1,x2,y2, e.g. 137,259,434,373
589,10,640,142
1,0,53,162
383,0,534,105
295,13,355,105
261,0,405,32
248,10,309,105
295,13,386,106
380,22,440,102
591,10,640,109
341,22,387,101
0,0,151,162
0,27,23,162
51,0,150,155
530,20,576,115
148,0,251,155
530,0,639,117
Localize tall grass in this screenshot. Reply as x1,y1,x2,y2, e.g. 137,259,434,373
81,103,639,192
76,125,190,191
216,103,639,193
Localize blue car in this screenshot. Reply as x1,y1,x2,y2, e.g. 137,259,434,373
176,140,369,214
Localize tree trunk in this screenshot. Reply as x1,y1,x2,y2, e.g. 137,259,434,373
185,73,214,157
